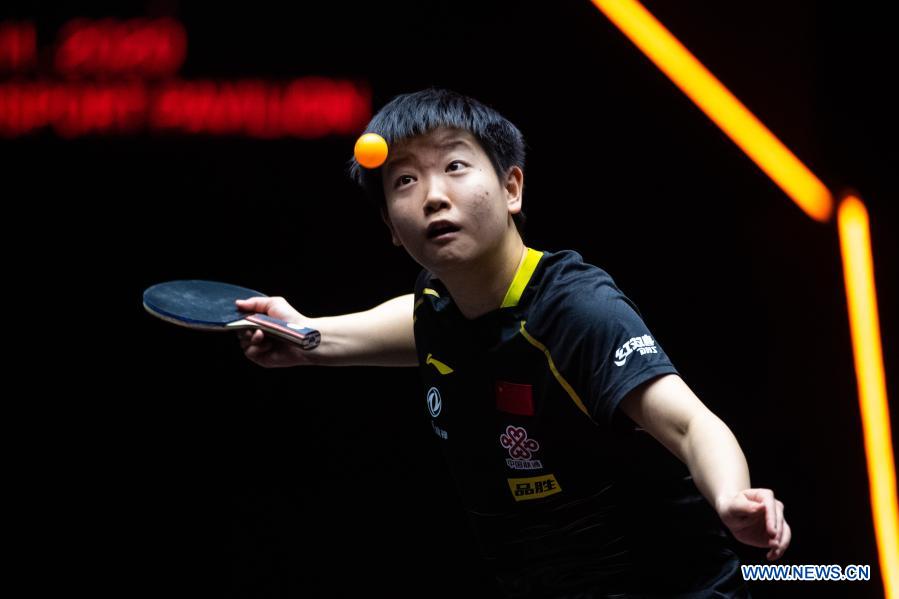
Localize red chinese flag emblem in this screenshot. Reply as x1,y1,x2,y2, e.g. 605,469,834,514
495,381,534,416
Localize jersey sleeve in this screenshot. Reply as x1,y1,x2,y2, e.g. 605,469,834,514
413,267,430,299
568,283,680,431
413,268,433,327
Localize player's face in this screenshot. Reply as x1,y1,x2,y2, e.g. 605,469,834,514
380,127,522,272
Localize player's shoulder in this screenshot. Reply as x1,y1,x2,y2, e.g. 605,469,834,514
530,248,624,325
414,267,431,298
413,267,444,299
413,267,448,327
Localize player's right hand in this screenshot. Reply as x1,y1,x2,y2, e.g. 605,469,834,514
234,297,316,368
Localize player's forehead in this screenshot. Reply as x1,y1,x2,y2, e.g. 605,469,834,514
384,127,481,172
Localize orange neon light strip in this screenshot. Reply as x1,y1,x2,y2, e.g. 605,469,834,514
589,2,897,596
838,195,898,596
589,0,832,222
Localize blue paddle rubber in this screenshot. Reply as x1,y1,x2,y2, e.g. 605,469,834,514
143,280,321,350
144,280,267,325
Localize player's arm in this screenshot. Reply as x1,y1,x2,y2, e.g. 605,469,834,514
618,374,747,506
618,374,790,560
308,293,417,367
237,293,417,368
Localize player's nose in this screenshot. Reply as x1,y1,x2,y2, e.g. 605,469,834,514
423,178,452,214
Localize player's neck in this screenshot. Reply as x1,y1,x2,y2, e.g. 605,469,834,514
438,235,527,321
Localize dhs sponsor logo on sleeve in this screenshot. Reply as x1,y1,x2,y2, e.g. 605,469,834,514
613,334,658,366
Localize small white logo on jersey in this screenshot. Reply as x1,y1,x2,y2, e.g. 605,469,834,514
614,335,658,366
427,387,442,417
431,420,448,440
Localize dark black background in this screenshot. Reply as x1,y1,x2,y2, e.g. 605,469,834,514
4,1,896,597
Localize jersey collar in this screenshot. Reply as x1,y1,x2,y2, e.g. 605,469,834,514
500,246,544,308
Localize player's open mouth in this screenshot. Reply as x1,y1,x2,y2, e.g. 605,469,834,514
427,224,461,242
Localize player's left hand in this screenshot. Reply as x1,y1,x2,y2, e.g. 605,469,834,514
715,488,791,560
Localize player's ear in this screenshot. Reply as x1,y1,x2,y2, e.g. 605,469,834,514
380,205,402,247
504,166,524,216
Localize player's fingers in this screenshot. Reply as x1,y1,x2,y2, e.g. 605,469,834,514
764,493,778,539
772,500,785,547
769,520,791,559
731,492,763,516
746,489,777,538
769,505,780,547
235,297,271,313
246,340,272,357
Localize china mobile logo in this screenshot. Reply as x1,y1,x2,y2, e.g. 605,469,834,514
614,335,658,366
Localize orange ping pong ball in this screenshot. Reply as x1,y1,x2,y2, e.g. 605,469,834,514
354,133,389,169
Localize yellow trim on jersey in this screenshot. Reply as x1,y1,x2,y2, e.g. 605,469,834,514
518,321,591,419
416,246,540,313
501,247,544,308
415,288,438,317
426,353,454,374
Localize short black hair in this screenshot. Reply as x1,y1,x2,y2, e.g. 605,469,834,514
347,87,527,239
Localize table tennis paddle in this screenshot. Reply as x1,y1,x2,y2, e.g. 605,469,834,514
143,280,321,350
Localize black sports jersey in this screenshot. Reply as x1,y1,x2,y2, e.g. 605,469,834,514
413,247,750,598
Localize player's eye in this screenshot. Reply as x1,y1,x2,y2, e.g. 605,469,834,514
395,175,414,188
395,162,465,188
